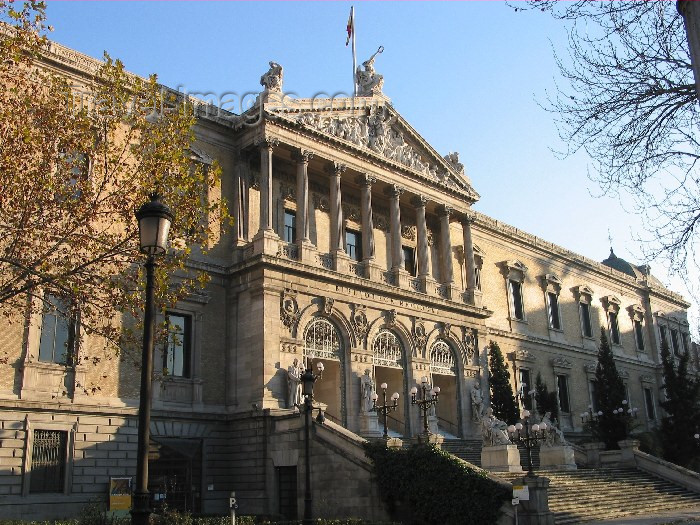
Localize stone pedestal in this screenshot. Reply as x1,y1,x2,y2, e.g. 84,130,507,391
481,444,523,472
252,229,279,256
618,439,640,467
390,268,409,289
299,240,318,265
386,437,403,450
465,288,483,308
583,442,605,468
359,412,383,438
333,250,349,273
365,261,384,283
414,431,444,449
539,445,577,470
512,475,555,525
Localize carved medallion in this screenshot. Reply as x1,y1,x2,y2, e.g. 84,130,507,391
413,320,428,353
321,297,334,315
351,305,370,344
280,292,300,330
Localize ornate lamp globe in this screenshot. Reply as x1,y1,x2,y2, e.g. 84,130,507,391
135,193,174,255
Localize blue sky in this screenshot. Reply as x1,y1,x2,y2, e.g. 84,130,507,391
43,1,691,309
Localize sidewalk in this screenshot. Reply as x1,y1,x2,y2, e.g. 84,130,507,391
584,508,700,525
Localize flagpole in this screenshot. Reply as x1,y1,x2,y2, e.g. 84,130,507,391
351,6,357,96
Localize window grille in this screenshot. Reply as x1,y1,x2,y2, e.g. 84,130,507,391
372,330,404,369
430,340,455,375
304,318,341,361
30,430,67,493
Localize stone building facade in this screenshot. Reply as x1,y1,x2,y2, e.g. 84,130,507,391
0,41,693,520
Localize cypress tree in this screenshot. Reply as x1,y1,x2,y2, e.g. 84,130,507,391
488,341,519,424
660,338,700,468
534,372,559,422
595,327,627,449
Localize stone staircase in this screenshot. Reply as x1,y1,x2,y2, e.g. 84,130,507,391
500,468,700,524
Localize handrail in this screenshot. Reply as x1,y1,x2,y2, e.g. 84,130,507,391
385,412,404,434
437,416,459,436
323,411,342,425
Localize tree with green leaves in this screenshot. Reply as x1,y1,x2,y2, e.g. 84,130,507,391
534,372,559,422
0,1,229,373
593,328,628,449
488,341,519,425
660,337,700,468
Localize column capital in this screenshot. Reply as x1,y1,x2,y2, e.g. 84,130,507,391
357,173,377,186
411,195,428,208
460,210,477,225
384,184,405,198
254,136,279,150
324,161,347,176
292,149,314,163
437,204,453,218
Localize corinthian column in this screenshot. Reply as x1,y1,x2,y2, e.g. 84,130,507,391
293,149,313,244
461,212,482,306
438,205,454,295
358,174,376,262
385,184,404,276
412,196,429,278
255,136,278,234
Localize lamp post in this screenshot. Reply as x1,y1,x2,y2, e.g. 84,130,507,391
132,194,174,525
507,410,547,477
580,405,603,425
410,376,440,436
301,360,324,525
371,383,399,439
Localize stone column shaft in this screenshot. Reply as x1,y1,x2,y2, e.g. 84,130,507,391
439,206,454,284
413,196,429,278
233,156,247,244
359,174,376,262
257,138,278,233
329,163,346,253
388,185,404,271
462,215,477,291
294,150,313,243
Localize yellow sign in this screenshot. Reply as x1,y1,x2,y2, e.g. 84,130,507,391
109,477,133,511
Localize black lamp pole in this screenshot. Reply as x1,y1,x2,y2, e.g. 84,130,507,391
132,194,173,525
507,410,547,477
410,377,440,435
301,360,323,525
371,383,399,439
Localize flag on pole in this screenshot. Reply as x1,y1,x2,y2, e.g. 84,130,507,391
346,6,354,46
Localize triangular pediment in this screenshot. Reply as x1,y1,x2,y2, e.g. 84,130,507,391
263,96,478,202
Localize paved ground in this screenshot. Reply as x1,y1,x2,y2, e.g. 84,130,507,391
584,508,700,525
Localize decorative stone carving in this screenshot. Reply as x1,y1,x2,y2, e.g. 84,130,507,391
618,369,630,379
401,225,416,241
441,322,452,339
313,193,330,212
413,320,428,353
427,230,435,246
351,305,369,344
552,357,573,369
280,292,300,330
355,46,384,96
584,363,597,374
260,61,283,92
463,328,477,361
511,348,537,363
385,309,397,328
342,203,361,222
321,296,334,315
443,152,465,175
640,374,654,383
280,184,296,202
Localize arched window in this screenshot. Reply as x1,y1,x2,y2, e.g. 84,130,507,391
372,329,404,369
430,339,455,375
304,317,341,360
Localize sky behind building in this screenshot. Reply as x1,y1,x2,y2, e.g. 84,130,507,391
42,0,696,323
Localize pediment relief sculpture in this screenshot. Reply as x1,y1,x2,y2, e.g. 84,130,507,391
551,357,573,369
510,348,536,363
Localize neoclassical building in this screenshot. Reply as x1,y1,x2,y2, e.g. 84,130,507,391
0,41,694,520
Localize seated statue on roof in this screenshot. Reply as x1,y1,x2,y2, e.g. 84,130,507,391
260,61,283,93
356,47,384,96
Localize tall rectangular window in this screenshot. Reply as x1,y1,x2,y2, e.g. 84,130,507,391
548,292,561,330
164,313,191,378
30,430,67,494
402,246,416,276
557,375,570,413
671,329,680,356
634,319,645,351
38,295,75,365
474,267,482,291
346,230,362,262
509,280,524,320
580,302,593,338
609,312,621,345
283,210,296,243
519,369,532,410
644,387,656,420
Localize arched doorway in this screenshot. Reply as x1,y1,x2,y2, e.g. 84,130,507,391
372,329,407,436
303,317,345,425
430,339,460,438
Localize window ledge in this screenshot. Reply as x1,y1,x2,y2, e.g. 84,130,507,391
508,317,528,324
548,327,564,333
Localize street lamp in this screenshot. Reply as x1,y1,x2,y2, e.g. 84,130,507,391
507,409,547,477
132,194,173,525
301,360,324,525
410,376,440,436
372,382,400,439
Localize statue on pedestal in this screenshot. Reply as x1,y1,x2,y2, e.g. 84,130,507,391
356,46,384,96
360,368,376,413
260,61,283,92
541,411,569,447
481,407,511,446
287,358,302,409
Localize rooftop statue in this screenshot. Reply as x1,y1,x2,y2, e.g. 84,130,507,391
356,46,384,96
260,61,283,92
444,152,465,175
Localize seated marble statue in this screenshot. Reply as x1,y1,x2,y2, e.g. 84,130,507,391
481,407,511,447
540,411,568,447
260,61,283,92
